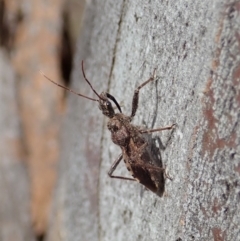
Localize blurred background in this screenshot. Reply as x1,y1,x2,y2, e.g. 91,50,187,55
0,0,85,240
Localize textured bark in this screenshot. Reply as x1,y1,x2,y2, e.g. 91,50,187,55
48,0,240,241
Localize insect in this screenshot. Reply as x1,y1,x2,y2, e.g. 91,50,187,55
41,61,175,197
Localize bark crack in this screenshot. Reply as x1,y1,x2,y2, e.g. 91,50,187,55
107,0,126,88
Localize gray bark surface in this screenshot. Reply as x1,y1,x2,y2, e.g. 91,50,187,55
47,1,240,241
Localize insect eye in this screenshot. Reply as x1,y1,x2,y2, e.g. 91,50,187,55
105,101,111,107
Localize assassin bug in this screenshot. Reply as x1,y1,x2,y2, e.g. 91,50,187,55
41,61,175,197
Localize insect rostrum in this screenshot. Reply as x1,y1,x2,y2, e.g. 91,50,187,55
42,61,175,197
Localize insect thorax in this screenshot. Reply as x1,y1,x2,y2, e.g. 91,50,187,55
107,114,134,147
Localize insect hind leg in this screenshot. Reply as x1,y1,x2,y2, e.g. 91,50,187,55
108,154,136,181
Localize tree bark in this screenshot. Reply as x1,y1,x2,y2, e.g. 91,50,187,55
47,0,240,240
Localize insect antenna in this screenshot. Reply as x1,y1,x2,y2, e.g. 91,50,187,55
81,61,122,113
81,61,102,100
40,66,99,102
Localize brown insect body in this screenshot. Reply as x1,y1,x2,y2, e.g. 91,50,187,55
42,62,174,197
107,112,166,196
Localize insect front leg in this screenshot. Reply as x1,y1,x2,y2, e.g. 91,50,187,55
108,153,136,181
131,69,156,118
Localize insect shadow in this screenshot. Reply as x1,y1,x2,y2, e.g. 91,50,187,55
41,61,175,197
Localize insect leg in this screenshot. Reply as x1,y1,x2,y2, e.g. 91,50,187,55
108,154,136,181
131,69,156,118
139,123,176,134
